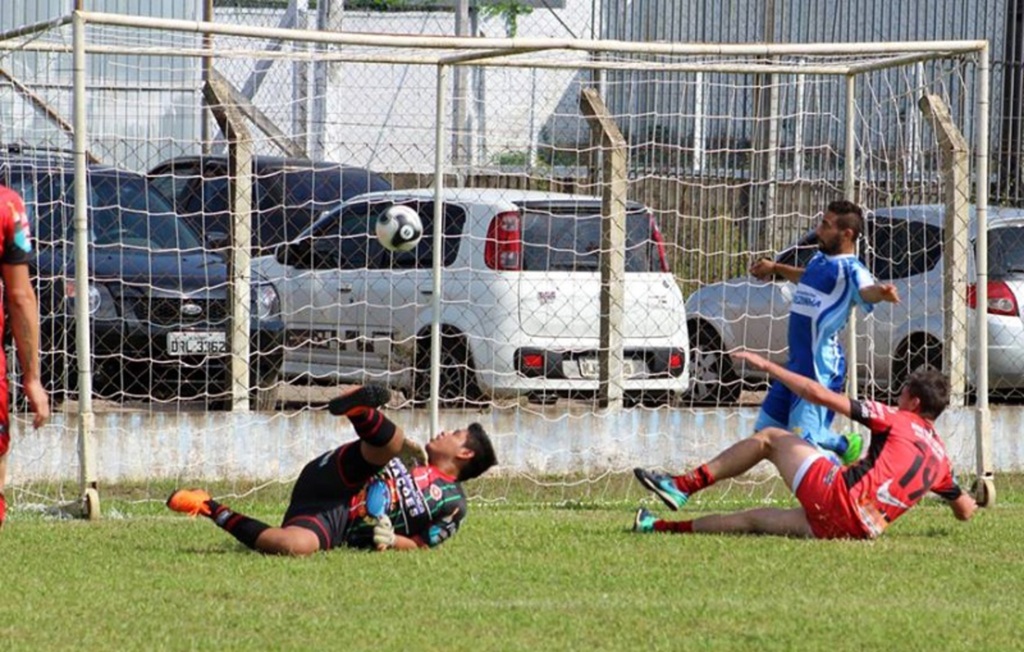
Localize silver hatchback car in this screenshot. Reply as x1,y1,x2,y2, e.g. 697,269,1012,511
684,204,1024,404
254,188,690,405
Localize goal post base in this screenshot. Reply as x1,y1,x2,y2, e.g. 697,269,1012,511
49,487,101,521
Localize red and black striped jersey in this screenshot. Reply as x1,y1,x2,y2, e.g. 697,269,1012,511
843,399,961,536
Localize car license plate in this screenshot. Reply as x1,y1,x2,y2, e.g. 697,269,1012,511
579,358,635,378
167,332,228,356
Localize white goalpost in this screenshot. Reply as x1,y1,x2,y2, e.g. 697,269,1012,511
0,10,996,518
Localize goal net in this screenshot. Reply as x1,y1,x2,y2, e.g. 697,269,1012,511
0,11,994,520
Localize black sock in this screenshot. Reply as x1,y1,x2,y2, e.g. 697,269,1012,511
346,407,397,448
208,501,270,550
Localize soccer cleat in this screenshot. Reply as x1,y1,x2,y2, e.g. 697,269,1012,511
166,488,213,518
841,433,864,465
633,467,689,511
633,507,656,533
327,384,392,417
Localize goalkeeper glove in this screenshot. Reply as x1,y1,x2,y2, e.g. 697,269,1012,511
372,514,397,550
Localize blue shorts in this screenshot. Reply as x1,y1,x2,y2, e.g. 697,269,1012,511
754,374,844,446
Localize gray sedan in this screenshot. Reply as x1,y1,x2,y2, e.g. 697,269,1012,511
684,204,1024,404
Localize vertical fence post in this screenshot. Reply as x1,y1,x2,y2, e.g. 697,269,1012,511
581,88,627,410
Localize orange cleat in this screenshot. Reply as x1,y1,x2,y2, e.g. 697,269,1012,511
166,488,213,517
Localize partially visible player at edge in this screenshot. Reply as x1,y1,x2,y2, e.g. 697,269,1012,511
633,350,976,540
167,384,497,555
0,184,51,529
749,200,900,464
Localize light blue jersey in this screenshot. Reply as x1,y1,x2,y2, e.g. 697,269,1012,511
756,251,875,448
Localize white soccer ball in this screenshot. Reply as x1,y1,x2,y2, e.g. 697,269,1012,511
375,205,423,253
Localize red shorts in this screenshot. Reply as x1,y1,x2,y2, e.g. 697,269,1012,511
794,456,869,540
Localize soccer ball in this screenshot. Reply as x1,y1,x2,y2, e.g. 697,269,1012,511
375,205,423,252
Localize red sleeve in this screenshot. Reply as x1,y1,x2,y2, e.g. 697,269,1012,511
0,188,34,265
849,399,896,432
929,464,963,501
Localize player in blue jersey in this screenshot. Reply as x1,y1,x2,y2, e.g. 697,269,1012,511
166,385,497,555
749,201,900,464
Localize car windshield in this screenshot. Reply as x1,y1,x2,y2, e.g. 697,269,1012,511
518,206,661,272
86,173,203,250
987,225,1024,276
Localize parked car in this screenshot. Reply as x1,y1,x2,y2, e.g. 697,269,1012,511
252,188,690,405
685,203,1024,404
0,146,285,408
148,155,392,255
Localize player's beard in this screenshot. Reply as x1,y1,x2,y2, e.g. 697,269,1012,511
818,236,841,255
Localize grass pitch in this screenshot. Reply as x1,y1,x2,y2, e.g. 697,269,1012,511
2,477,1023,652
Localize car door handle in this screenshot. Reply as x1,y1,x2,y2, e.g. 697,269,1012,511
337,283,353,293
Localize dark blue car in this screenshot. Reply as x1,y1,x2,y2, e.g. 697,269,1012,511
148,155,392,255
0,148,284,408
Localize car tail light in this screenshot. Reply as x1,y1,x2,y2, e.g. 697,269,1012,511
648,211,669,273
484,211,522,270
668,350,685,374
522,353,544,370
967,280,1019,316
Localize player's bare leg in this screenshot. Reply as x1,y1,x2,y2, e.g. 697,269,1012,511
691,507,814,537
634,428,822,535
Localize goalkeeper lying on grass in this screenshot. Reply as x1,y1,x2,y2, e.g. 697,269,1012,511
633,350,976,539
167,385,497,555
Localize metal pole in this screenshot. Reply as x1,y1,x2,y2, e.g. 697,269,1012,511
72,10,98,510
975,44,993,490
201,0,213,153
451,0,470,167
844,74,859,401
430,64,448,436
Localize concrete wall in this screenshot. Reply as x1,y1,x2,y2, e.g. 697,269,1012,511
9,405,1022,483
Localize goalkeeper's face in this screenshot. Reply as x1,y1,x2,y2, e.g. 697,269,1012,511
425,428,471,464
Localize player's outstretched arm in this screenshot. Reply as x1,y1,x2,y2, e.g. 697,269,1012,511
750,258,803,283
732,350,852,417
860,283,901,305
948,493,977,521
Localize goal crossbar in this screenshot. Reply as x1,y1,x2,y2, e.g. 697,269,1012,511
0,10,985,76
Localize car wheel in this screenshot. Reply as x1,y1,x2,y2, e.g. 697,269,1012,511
414,333,482,405
686,322,741,405
251,369,281,412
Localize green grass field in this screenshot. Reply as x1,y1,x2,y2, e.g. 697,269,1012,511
2,476,1023,652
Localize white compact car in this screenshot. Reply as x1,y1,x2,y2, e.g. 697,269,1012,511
684,204,1024,404
253,188,690,405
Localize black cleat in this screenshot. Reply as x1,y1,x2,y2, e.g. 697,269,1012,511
328,384,392,416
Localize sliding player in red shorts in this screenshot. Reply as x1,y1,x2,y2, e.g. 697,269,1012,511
632,350,976,539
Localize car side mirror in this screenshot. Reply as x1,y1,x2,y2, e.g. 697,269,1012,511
275,239,312,269
206,231,230,250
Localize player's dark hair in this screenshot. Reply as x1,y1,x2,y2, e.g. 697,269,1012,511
827,200,864,241
458,422,497,482
905,368,950,419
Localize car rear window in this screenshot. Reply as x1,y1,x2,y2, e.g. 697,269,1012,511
518,207,662,272
987,225,1024,276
